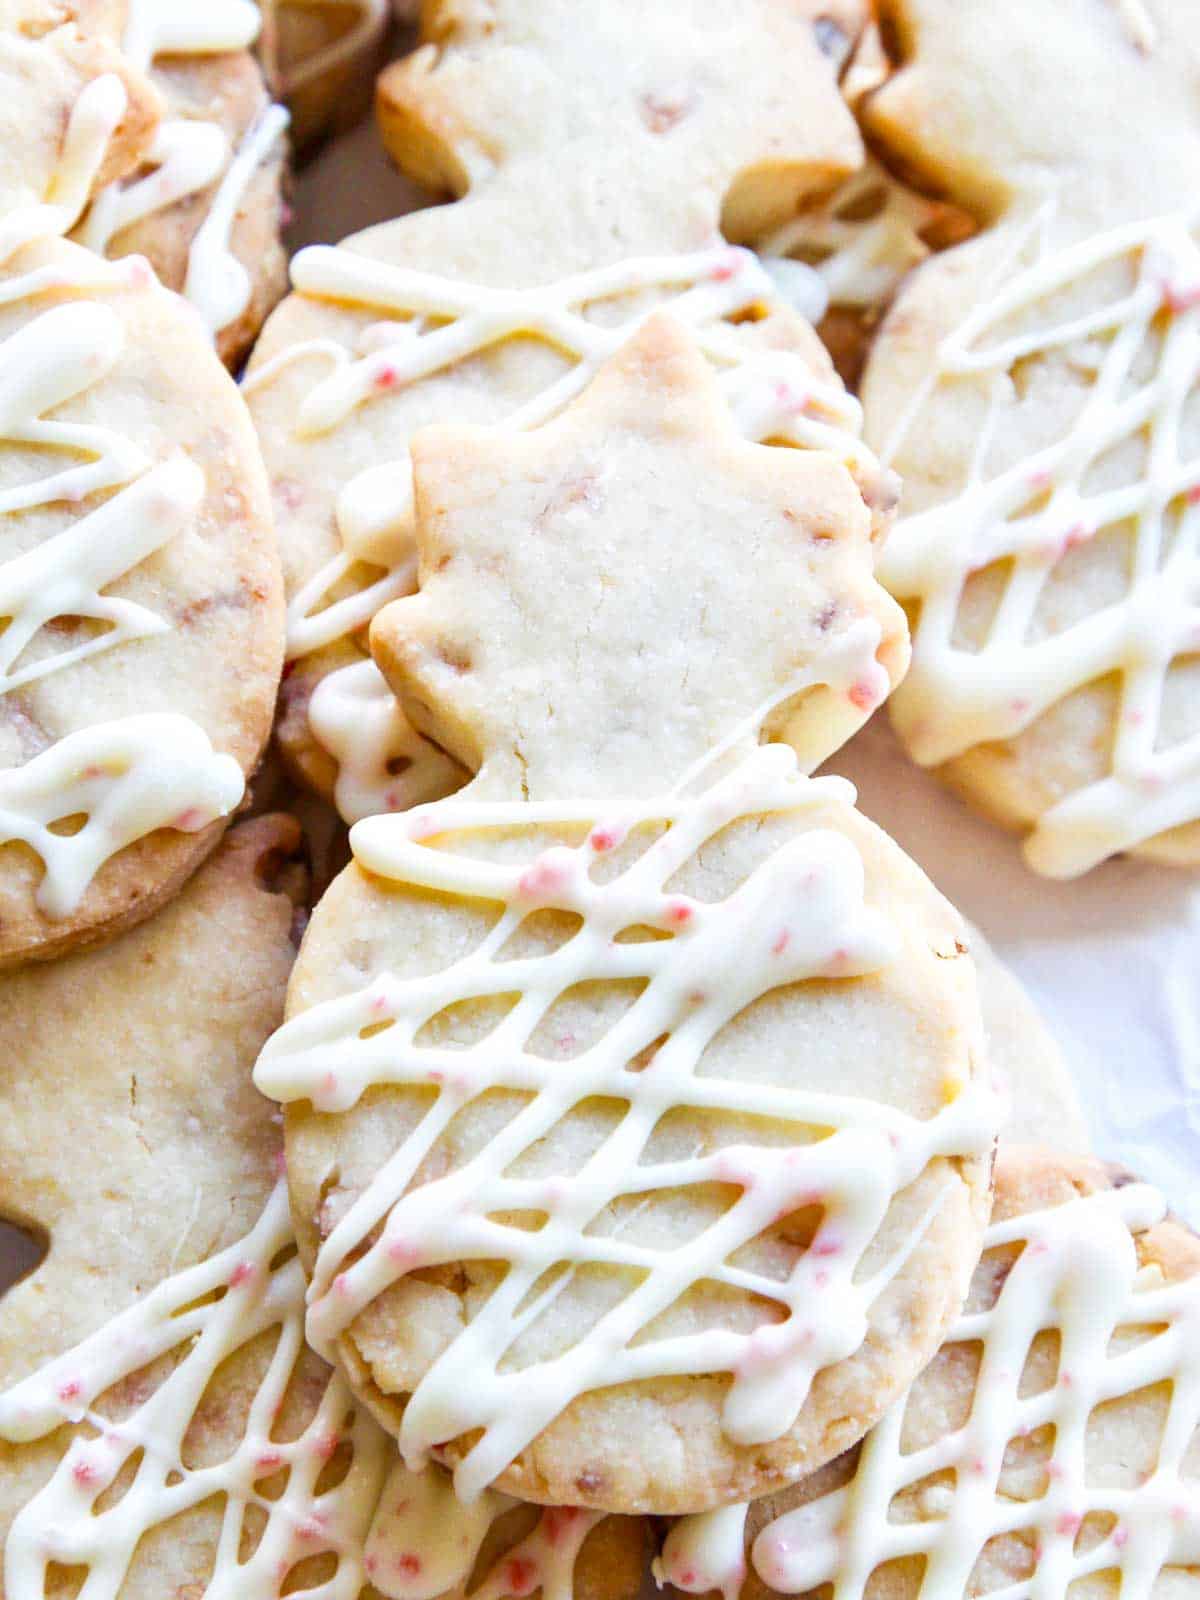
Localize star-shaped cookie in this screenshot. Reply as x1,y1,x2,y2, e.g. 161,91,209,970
377,0,867,239
371,313,908,801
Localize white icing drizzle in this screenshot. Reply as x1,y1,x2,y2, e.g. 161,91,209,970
184,102,290,337
878,209,1200,875
0,40,255,920
259,0,388,95
249,243,885,823
254,742,995,1504
0,714,244,916
365,1462,603,1600
307,657,463,824
762,159,953,312
77,0,288,342
0,1181,390,1599
744,1178,1200,1600
4,73,129,255
654,1503,748,1600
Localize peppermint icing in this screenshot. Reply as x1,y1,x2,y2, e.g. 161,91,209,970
0,1178,611,1600
76,0,288,342
307,657,463,824
746,1177,1200,1600
365,1463,604,1600
254,741,994,1504
877,207,1200,876
0,714,244,916
0,1182,389,1598
0,75,246,915
248,242,883,822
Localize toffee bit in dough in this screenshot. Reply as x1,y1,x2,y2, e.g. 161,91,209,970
0,1182,389,1598
745,1179,1200,1600
878,210,1200,876
255,744,996,1504
0,715,244,916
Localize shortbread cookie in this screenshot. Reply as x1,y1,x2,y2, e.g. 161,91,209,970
0,817,390,1598
258,0,387,152
254,319,996,1516
0,0,161,224
246,0,881,825
859,0,1200,875
0,815,651,1600
657,1142,1200,1600
0,19,284,965
0,231,283,966
71,0,290,368
968,928,1088,1152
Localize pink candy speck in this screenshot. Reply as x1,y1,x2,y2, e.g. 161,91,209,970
1055,1513,1082,1537
229,1261,256,1289
396,1553,423,1578
847,679,878,711
1113,1525,1129,1549
72,1457,99,1486
666,898,694,927
173,807,208,833
374,365,399,391
589,827,617,852
57,1378,82,1403
505,1556,539,1595
771,928,791,956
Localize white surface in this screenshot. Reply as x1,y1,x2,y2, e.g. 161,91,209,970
831,719,1200,1221
287,110,1199,1226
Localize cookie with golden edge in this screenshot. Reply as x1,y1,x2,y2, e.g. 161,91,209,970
0,0,161,213
254,318,996,1517
69,0,289,368
657,1142,1200,1600
858,0,1200,876
245,0,884,829
0,228,283,967
0,12,284,965
258,0,387,153
0,815,653,1600
0,817,386,1599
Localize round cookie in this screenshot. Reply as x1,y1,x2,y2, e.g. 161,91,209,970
0,0,161,228
254,320,996,1516
0,816,391,1598
0,815,652,1600
0,226,283,966
258,0,387,153
858,0,1200,876
70,0,290,368
657,1142,1200,1600
246,0,885,826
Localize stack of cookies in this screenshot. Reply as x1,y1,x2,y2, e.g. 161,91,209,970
0,3,1197,1599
